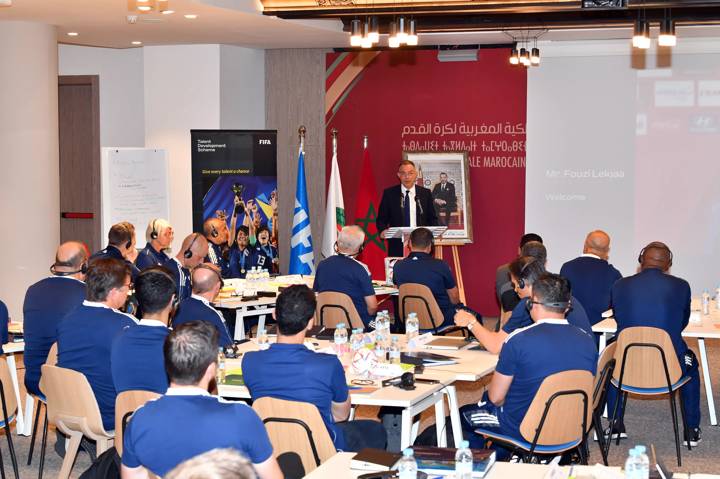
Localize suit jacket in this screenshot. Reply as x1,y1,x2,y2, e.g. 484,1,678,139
376,184,438,257
431,181,457,211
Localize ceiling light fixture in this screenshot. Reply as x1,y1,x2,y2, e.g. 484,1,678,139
350,18,362,47
161,9,174,14
406,18,418,46
132,41,142,45
632,18,650,49
509,47,519,65
396,16,408,44
388,20,400,48
67,32,79,36
360,20,373,48
137,5,152,11
184,14,197,19
659,16,677,47
368,16,379,44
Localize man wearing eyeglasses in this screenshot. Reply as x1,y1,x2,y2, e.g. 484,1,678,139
173,263,233,347
57,258,138,432
459,274,597,458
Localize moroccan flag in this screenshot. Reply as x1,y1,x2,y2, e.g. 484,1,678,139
321,144,345,259
354,147,386,279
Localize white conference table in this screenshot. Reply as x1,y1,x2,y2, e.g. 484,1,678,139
593,302,720,427
304,452,624,479
217,335,497,450
214,275,398,341
3,341,33,436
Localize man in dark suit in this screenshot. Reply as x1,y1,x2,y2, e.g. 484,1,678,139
605,242,701,446
431,172,457,226
560,230,622,328
376,160,438,257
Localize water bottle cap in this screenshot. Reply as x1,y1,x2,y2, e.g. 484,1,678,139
628,448,638,456
635,445,646,454
403,448,413,456
392,337,398,342
460,440,469,448
338,323,345,328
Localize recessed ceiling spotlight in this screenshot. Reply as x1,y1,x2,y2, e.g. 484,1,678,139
161,9,174,14
137,5,152,11
67,32,79,36
132,41,142,45
184,14,197,19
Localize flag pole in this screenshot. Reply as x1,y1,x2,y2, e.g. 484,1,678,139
331,128,338,156
298,125,306,153
363,134,368,150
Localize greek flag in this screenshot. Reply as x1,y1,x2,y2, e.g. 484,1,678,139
289,147,315,275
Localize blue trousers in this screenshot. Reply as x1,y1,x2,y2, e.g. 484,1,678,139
459,396,513,461
606,348,701,429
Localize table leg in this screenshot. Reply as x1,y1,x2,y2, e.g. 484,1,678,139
600,332,609,418
445,386,463,447
410,419,420,445
23,396,35,437
257,314,266,336
697,338,717,426
234,308,246,341
400,408,413,450
348,406,356,421
434,395,446,447
5,353,28,436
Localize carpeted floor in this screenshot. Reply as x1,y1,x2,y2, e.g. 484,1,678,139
2,322,718,477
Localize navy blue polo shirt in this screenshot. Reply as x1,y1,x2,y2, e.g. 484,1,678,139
560,256,622,326
253,244,278,272
228,246,254,279
612,268,691,361
0,300,8,354
173,296,233,347
57,301,137,430
495,319,597,439
503,296,594,339
206,242,231,278
313,255,376,327
243,343,350,450
122,388,273,476
23,276,86,396
135,243,170,271
164,258,192,302
111,320,169,394
90,245,141,281
393,252,456,328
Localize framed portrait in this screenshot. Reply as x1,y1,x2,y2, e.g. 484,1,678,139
402,151,473,244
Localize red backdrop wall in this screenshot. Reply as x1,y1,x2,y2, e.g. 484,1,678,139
325,49,527,316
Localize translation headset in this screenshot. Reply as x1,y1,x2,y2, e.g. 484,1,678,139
50,260,88,277
382,372,416,391
525,298,573,313
334,241,365,257
137,266,179,310
184,233,200,259
150,219,159,240
119,223,132,250
638,241,673,267
515,258,536,290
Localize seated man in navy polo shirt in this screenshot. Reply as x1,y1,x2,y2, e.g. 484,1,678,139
23,241,88,396
112,266,176,394
495,233,543,313
393,227,472,329
605,242,702,446
460,274,598,458
90,222,141,281
121,321,282,479
173,263,233,347
0,300,8,354
456,255,594,354
164,233,209,302
57,258,138,431
560,230,622,328
135,218,173,271
313,225,377,329
203,217,231,278
243,285,387,452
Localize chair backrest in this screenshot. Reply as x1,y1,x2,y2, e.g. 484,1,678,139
252,397,336,474
46,342,58,366
315,292,364,330
593,342,617,411
496,307,512,332
519,370,593,446
398,283,444,331
40,364,111,440
115,390,161,457
612,326,683,390
0,357,18,421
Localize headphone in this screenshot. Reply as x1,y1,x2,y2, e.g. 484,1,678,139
515,258,536,290
638,241,673,267
184,233,200,259
50,260,88,277
150,219,159,240
382,372,415,390
119,223,133,250
334,241,365,258
210,224,219,238
525,297,573,314
193,263,225,289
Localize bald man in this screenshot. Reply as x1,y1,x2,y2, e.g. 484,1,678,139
604,242,701,446
203,217,231,277
164,233,209,302
560,230,622,327
313,225,378,329
173,263,233,347
23,241,89,396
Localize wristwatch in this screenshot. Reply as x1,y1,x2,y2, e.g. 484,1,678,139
467,320,477,331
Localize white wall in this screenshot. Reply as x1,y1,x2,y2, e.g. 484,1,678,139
58,45,145,147
220,45,266,129
527,38,720,294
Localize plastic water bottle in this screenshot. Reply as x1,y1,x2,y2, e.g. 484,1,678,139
397,448,417,479
217,347,226,384
389,337,401,364
702,290,711,315
406,312,420,342
374,340,386,363
635,445,650,479
349,329,362,353
257,328,269,350
334,323,349,354
715,286,720,310
624,447,640,479
455,440,474,479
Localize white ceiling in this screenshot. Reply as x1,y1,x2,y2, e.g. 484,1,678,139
1,0,719,49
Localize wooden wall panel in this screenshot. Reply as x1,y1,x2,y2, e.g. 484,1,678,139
265,49,328,273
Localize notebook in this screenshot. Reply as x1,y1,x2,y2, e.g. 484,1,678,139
425,337,467,350
350,448,402,471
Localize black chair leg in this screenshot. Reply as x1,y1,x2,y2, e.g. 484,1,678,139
4,423,19,479
677,389,692,451
27,399,41,466
607,387,623,459
669,390,682,467
0,439,6,479
38,410,48,479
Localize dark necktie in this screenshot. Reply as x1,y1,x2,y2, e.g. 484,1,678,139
404,189,411,226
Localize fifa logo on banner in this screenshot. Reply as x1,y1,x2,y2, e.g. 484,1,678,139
258,139,272,145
